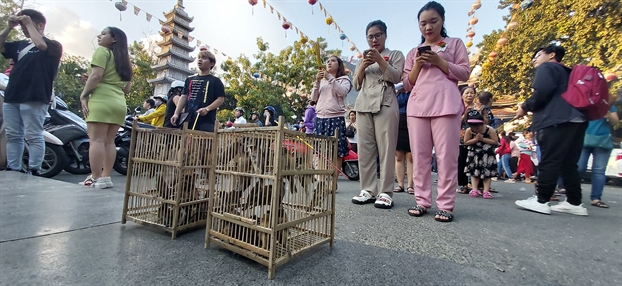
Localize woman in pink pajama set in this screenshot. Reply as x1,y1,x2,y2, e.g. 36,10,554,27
403,1,470,222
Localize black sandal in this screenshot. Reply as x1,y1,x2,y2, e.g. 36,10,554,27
591,200,609,208
407,187,415,194
394,185,405,193
434,210,454,222
459,186,470,194
408,205,428,217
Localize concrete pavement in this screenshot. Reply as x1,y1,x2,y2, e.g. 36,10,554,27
1,171,621,285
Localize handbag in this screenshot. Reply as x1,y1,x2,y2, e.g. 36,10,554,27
583,134,613,149
345,125,355,138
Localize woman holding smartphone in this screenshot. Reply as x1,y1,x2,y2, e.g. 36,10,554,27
350,20,405,209
403,1,470,222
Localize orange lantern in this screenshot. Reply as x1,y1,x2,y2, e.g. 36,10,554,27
349,45,356,51
605,72,618,82
466,41,473,48
467,31,476,38
507,21,518,30
497,37,508,46
357,53,363,59
489,51,498,59
472,2,482,10
469,17,478,25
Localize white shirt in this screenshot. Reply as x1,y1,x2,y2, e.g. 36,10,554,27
234,116,247,124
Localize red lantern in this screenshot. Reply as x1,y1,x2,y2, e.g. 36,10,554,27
489,51,498,59
161,25,171,33
200,46,207,51
248,0,258,15
497,37,508,46
605,72,617,82
467,31,476,38
282,21,291,38
308,0,318,14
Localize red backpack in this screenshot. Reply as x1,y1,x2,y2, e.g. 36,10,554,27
561,65,610,120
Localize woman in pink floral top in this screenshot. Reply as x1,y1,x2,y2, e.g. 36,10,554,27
403,1,470,222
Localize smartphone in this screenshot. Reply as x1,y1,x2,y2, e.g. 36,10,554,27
417,45,431,55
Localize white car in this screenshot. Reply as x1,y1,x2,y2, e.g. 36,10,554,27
585,145,622,185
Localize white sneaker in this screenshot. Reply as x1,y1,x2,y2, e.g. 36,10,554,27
551,200,588,216
374,193,394,209
505,179,516,184
93,177,113,189
515,196,551,214
352,190,375,204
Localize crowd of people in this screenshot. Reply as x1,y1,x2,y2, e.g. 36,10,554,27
1,2,618,220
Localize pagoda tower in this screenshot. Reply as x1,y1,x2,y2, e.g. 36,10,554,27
148,0,195,96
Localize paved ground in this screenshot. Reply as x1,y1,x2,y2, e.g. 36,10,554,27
1,171,621,285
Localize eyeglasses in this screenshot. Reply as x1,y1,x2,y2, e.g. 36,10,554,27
366,32,384,41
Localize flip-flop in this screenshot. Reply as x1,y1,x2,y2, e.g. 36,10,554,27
407,187,415,194
394,186,405,193
591,201,609,208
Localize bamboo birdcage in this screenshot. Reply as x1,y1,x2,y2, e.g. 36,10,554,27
121,121,217,239
205,116,338,279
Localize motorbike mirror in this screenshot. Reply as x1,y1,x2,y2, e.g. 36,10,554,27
134,107,142,112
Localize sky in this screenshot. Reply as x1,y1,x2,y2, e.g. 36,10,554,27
26,0,508,66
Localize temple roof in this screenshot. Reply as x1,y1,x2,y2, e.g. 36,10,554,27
156,49,195,62
164,7,194,22
151,61,195,75
156,36,195,52
162,17,194,32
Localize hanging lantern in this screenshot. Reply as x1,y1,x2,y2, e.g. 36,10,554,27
325,16,333,25
248,0,258,15
115,2,127,21
308,0,318,14
339,33,347,40
489,51,498,59
282,21,291,38
507,21,519,30
497,37,508,46
300,36,308,44
225,59,233,65
199,46,207,51
253,72,260,79
605,72,618,82
469,17,478,25
467,31,476,38
357,53,363,59
482,62,491,69
466,27,472,32
161,25,171,33
467,11,474,16
349,45,356,51
520,0,534,10
472,2,482,10
466,41,473,48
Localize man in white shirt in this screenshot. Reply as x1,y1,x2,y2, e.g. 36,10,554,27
233,107,246,124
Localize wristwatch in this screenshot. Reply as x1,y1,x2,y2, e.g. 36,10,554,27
205,107,210,113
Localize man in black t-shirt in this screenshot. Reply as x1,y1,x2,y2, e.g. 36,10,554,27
0,9,62,175
171,50,225,133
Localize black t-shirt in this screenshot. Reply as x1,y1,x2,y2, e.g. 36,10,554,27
2,38,63,104
182,74,225,127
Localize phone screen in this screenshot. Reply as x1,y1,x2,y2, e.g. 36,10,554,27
418,46,431,55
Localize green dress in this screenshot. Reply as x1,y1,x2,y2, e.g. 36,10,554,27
85,46,127,125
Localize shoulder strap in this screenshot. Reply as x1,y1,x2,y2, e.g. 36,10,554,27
17,43,36,61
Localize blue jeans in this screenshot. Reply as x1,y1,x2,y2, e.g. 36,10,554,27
497,154,512,178
3,102,49,171
577,147,612,201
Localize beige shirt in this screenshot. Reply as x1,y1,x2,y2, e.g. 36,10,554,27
353,48,405,113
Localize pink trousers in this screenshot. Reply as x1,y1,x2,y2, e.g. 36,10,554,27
407,115,461,210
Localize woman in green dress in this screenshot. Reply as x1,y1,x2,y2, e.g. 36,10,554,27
79,27,132,188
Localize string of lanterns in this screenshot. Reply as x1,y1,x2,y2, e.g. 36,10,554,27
465,0,481,53
481,2,527,70
309,1,363,58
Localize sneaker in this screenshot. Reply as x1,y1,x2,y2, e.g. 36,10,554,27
515,196,551,214
93,177,113,189
551,200,588,216
352,190,375,204
505,179,516,184
79,175,95,186
374,193,394,209
491,177,498,181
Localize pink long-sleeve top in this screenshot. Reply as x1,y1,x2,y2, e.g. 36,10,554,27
402,37,470,117
311,74,352,118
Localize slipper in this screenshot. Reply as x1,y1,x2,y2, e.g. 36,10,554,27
434,210,454,222
408,205,428,217
407,187,415,195
394,185,405,193
591,200,609,208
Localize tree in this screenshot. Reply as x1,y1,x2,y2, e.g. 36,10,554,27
0,0,24,70
218,37,341,125
476,0,622,100
127,41,157,110
53,54,89,113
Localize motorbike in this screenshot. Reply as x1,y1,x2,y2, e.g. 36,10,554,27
342,141,359,181
45,96,91,174
114,107,154,175
21,129,67,178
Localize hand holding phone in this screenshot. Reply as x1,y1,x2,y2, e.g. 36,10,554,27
417,45,431,56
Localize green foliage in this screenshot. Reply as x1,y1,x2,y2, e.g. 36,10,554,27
127,41,157,109
0,0,24,70
53,54,89,113
477,0,622,100
219,37,341,124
